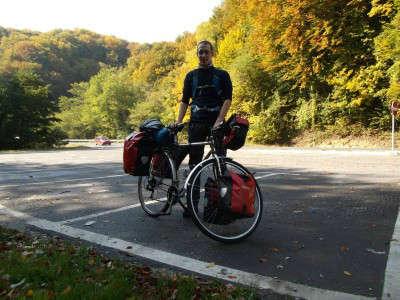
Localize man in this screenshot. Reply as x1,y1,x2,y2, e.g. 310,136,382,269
176,40,232,169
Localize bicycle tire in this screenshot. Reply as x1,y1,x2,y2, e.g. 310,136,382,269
185,157,263,243
138,150,177,217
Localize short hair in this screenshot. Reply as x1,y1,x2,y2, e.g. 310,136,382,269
197,40,214,53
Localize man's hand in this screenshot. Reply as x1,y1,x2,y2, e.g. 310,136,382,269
213,119,224,128
213,99,231,128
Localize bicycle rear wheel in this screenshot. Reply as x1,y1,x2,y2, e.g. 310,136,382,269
185,158,263,243
138,151,176,217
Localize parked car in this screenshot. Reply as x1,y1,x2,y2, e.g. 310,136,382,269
95,136,112,146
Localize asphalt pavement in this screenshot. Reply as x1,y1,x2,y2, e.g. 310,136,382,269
0,145,399,299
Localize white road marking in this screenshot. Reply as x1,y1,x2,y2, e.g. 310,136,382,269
58,200,162,224
0,174,125,188
255,172,300,180
382,206,400,300
0,165,119,175
0,204,373,300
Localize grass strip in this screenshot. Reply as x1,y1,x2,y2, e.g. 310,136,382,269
0,226,259,299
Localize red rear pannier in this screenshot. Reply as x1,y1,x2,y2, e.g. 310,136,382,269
150,153,173,178
223,114,249,150
123,132,151,176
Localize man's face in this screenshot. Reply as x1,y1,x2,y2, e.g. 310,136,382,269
197,43,213,67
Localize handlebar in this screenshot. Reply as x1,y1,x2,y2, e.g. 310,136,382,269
167,122,186,134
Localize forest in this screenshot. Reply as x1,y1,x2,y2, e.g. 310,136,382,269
1,0,399,149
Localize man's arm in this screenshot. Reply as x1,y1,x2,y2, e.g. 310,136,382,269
213,70,232,127
177,101,189,123
213,99,231,127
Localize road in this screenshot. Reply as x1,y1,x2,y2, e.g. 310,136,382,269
0,145,399,299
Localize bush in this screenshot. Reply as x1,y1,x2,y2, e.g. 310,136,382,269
248,93,295,144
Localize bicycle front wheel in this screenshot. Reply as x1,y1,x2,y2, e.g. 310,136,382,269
185,158,263,243
138,150,176,217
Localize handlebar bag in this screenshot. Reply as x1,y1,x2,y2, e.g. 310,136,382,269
223,114,249,150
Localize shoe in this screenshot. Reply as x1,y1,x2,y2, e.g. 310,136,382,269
182,209,191,218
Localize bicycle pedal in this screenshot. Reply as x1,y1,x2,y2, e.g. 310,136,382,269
177,191,185,199
172,196,180,205
159,211,171,216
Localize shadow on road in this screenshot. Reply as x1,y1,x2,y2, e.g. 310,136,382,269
0,161,399,298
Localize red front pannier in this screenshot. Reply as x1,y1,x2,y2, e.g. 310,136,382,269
123,132,152,176
223,114,249,150
229,171,256,217
203,171,256,224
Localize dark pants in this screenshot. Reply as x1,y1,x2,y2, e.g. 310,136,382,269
175,122,226,170
175,122,227,211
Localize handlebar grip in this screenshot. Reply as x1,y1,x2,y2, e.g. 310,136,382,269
176,123,185,132
167,122,186,134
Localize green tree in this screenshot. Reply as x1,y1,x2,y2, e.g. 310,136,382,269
0,71,66,149
58,67,143,138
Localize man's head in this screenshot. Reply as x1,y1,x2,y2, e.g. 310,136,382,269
197,40,214,67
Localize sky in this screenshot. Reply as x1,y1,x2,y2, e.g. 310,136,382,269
0,0,222,43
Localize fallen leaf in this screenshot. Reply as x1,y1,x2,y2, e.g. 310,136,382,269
10,278,26,289
227,275,237,279
6,289,14,298
2,274,10,281
171,289,178,299
206,262,216,268
47,290,55,298
84,221,96,226
138,267,151,276
271,247,280,253
22,251,32,257
26,289,33,297
220,268,228,275
62,286,71,294
35,249,44,255
366,248,385,255
344,271,352,276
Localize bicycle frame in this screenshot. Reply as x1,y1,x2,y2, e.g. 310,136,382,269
148,125,226,215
